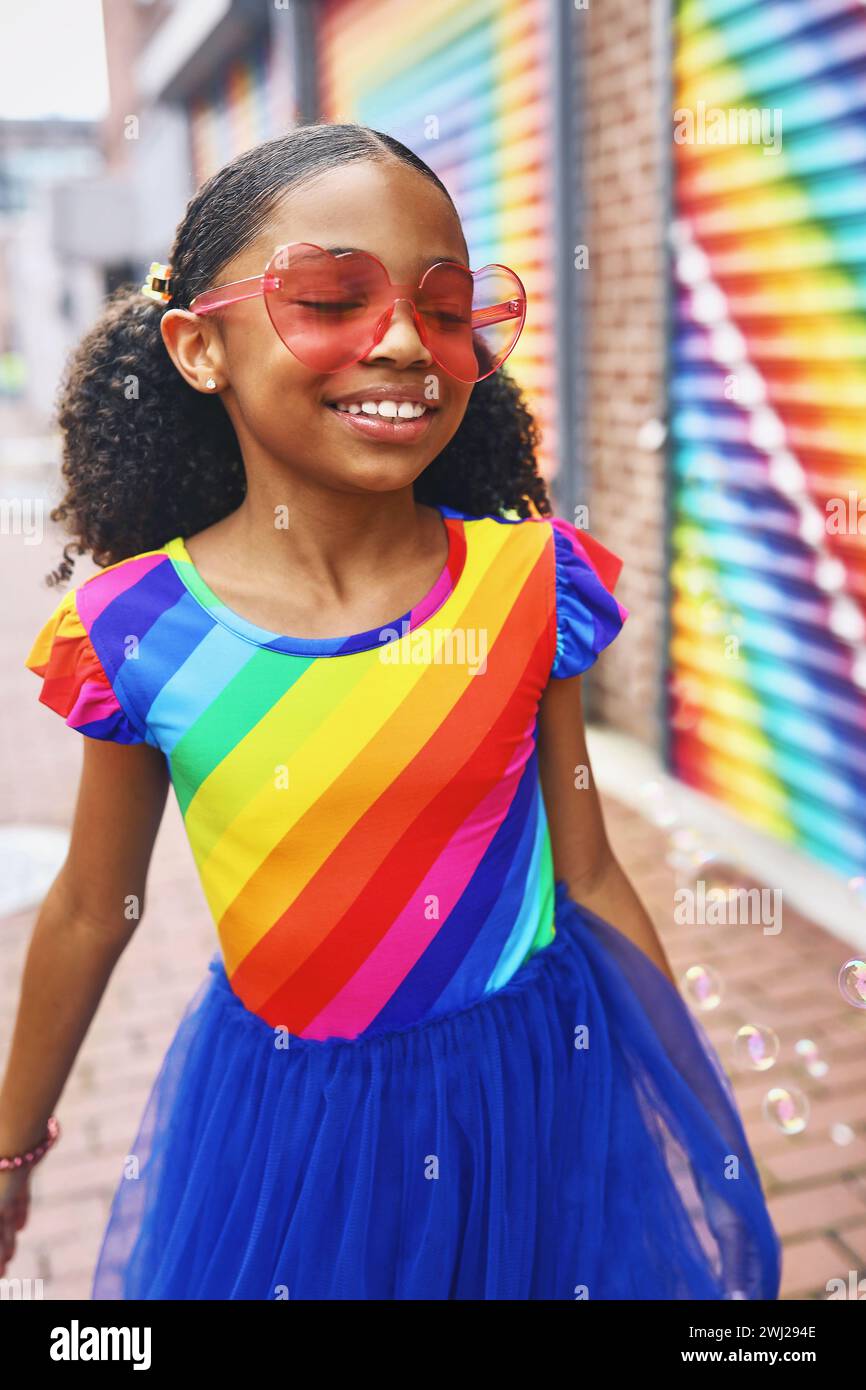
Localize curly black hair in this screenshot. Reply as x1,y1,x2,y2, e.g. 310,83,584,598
47,121,551,584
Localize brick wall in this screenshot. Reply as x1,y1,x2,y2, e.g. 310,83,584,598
579,0,668,750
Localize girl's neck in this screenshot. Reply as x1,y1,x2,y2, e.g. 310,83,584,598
182,482,449,642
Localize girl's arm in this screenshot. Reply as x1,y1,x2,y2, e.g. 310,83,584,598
0,737,168,1261
537,672,677,989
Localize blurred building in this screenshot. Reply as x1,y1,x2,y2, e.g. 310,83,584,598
0,118,102,424
50,0,191,333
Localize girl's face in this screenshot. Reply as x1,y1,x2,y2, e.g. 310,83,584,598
169,160,476,498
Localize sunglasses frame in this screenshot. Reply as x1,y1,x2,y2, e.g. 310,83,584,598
187,241,528,383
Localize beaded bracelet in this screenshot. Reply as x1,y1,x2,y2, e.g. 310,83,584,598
0,1116,60,1172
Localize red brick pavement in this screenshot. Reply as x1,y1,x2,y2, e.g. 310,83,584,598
2,517,866,1300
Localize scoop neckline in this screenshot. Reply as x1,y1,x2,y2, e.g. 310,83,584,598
164,503,468,657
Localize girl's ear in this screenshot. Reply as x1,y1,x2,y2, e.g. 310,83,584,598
159,308,224,394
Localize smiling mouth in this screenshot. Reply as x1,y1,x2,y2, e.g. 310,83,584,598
324,398,436,442
327,400,431,419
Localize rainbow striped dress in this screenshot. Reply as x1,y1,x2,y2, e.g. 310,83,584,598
28,505,786,1302
26,504,627,1041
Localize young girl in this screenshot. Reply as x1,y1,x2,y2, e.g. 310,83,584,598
0,122,781,1300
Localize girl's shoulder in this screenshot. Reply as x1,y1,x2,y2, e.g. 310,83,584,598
27,541,178,674
23,541,178,747
446,504,629,677
447,504,623,589
542,514,629,678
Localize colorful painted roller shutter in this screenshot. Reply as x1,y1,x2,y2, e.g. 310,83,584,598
188,30,296,186
316,0,559,477
670,0,866,878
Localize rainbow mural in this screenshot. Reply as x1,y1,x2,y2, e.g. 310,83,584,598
671,0,866,877
316,0,559,478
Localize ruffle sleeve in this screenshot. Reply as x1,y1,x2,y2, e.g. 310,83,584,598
549,518,629,678
24,588,147,744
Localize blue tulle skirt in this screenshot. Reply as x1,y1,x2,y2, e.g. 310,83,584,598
90,881,781,1300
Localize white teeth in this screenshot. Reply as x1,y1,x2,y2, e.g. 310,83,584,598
333,399,428,418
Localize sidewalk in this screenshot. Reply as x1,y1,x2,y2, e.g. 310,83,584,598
3,517,866,1300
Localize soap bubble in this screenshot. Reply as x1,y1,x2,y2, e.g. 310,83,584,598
830,1123,855,1147
794,1038,828,1080
682,964,722,1012
733,1025,779,1071
838,959,866,1009
639,779,679,829
666,826,714,877
763,1086,809,1135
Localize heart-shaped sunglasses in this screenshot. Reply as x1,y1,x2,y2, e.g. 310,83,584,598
176,242,527,384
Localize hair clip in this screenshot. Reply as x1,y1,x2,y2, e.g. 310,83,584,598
141,261,173,304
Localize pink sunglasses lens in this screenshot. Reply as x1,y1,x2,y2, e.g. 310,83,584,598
265,245,391,372
419,264,526,382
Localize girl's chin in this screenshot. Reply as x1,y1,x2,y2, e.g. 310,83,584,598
336,460,431,493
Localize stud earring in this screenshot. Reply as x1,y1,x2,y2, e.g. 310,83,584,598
205,377,217,390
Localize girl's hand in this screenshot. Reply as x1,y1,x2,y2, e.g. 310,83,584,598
0,1166,33,1276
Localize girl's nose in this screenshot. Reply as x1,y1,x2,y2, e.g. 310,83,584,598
364,298,433,368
